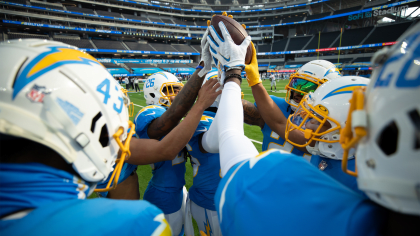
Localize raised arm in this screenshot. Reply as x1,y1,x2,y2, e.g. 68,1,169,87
128,79,222,165
242,99,264,129
245,43,308,150
147,29,213,140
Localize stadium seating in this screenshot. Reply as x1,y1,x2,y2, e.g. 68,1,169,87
149,43,177,52
124,41,155,51
125,63,156,69
171,44,197,52
260,18,280,25
195,21,208,26
270,62,284,66
159,63,188,68
133,15,150,21
353,57,372,62
7,0,27,5
191,45,201,52
92,39,126,50
364,22,413,44
282,16,304,23
101,62,121,68
258,44,272,53
95,10,122,18
53,38,95,49
331,27,373,47
8,32,49,40
306,31,340,49
149,17,163,23
30,2,63,10
333,6,362,15
272,38,288,52
65,6,95,14
287,36,312,51
305,12,331,21
161,18,174,24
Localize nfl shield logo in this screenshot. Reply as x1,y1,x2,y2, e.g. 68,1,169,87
26,85,50,103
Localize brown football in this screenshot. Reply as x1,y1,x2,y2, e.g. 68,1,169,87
210,15,253,65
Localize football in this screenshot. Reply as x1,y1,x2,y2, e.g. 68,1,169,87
210,15,253,65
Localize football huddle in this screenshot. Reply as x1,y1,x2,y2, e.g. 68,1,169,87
0,14,419,236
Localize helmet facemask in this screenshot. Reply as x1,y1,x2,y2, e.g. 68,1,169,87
285,73,324,109
285,94,345,156
159,82,183,107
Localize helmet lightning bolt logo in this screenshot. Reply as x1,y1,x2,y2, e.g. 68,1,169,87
13,46,101,99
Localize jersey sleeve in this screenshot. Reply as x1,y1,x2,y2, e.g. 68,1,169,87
134,105,166,139
192,115,214,138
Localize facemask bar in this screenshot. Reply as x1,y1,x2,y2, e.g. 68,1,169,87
121,88,134,117
340,88,367,177
285,97,341,148
94,120,136,192
285,73,327,108
159,82,184,107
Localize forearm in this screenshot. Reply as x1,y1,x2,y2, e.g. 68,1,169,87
251,83,288,135
242,99,265,129
127,104,205,165
147,66,205,139
251,84,309,148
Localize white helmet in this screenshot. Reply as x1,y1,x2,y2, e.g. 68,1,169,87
341,23,420,215
143,72,183,107
203,71,221,108
0,39,134,191
285,76,369,160
285,60,342,110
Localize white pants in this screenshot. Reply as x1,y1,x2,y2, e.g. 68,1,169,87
271,80,276,87
165,186,187,236
185,197,222,236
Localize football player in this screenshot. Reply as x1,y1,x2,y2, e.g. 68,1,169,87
241,60,342,160
0,40,171,235
134,30,215,236
184,71,223,236
208,20,420,235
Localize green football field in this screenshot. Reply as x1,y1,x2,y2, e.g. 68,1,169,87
93,79,288,235
127,79,288,199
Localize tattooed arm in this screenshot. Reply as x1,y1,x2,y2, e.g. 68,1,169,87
242,99,265,129
147,65,206,140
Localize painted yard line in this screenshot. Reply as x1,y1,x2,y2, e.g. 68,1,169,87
133,103,144,108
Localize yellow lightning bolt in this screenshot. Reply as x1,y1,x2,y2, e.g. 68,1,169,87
205,219,211,236
27,48,101,78
200,115,214,122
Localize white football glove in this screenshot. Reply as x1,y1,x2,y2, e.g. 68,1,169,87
198,28,213,77
207,21,251,71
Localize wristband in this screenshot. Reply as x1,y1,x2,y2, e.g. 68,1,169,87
196,65,204,69
224,73,242,83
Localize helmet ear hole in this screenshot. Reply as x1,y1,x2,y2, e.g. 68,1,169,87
408,109,420,150
376,121,399,156
99,124,109,148
149,93,155,98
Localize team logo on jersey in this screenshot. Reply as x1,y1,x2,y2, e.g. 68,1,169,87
26,84,50,103
13,46,101,99
322,84,367,100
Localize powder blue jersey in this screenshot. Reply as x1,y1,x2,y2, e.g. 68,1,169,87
0,163,170,236
310,155,363,195
0,199,169,236
255,96,311,160
215,150,386,236
134,105,186,214
187,111,221,211
96,162,138,198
